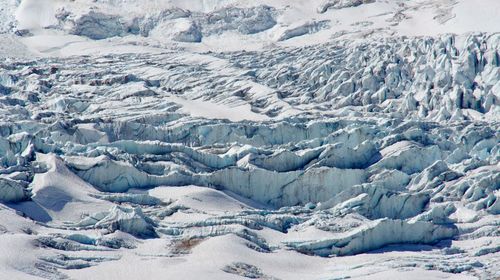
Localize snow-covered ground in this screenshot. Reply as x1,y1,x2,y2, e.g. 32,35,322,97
0,0,499,279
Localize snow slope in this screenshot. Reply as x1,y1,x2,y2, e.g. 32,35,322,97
0,0,499,279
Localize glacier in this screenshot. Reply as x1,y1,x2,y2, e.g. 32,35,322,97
0,0,499,279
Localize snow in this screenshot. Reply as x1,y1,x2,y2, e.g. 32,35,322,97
0,0,499,279
15,0,57,30
169,95,270,122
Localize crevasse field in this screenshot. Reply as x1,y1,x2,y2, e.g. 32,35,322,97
0,0,499,279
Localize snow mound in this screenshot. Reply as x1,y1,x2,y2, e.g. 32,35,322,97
15,0,57,30
149,18,202,43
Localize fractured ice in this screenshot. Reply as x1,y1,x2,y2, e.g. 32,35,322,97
0,0,499,279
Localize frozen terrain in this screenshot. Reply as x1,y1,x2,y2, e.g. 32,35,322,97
0,0,499,279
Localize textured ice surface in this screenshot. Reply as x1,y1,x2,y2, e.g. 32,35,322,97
0,0,499,279
54,5,276,42
317,0,375,14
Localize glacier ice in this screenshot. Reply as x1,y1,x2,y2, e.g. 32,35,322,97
317,0,375,14
277,20,330,42
285,215,457,256
0,0,499,279
82,205,158,238
54,5,277,42
70,11,128,40
0,177,30,202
